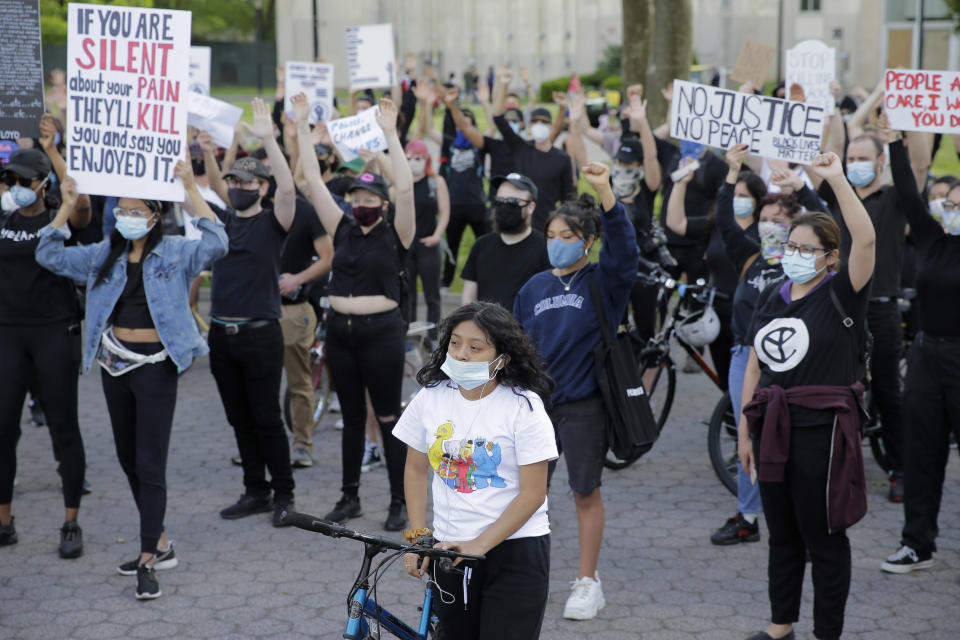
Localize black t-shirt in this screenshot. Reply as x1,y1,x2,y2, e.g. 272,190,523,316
111,260,154,329
328,214,406,303
748,265,870,426
211,205,288,319
461,231,551,311
483,136,516,186
280,196,327,305
621,185,658,257
0,210,80,325
732,260,786,346
443,136,487,207
659,147,727,247
413,177,439,239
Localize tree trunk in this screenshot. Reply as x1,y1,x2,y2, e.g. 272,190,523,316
621,0,651,91
645,0,693,129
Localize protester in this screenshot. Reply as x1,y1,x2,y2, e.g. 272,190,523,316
396,302,557,639
36,165,228,599
293,93,415,531
739,151,875,640
0,148,90,559
513,162,638,621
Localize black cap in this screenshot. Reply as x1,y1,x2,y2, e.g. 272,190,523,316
614,139,644,165
490,172,538,200
504,107,524,122
530,107,552,123
347,172,390,200
839,96,857,112
1,149,52,180
222,156,270,182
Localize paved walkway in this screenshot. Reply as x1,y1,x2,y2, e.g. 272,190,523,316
2,294,958,639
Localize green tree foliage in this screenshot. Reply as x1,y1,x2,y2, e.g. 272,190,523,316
597,44,622,77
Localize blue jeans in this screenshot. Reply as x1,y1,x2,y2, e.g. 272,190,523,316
730,344,762,515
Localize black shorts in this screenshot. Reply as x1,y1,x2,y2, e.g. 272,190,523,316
549,395,607,496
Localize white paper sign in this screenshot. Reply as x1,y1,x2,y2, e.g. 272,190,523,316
327,107,387,162
189,46,211,95
345,24,396,90
187,93,242,149
285,61,335,124
786,40,835,115
884,68,960,133
66,3,190,201
669,80,825,165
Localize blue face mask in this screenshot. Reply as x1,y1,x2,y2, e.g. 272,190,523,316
732,197,754,218
508,120,521,135
440,353,504,390
115,215,156,240
846,161,876,188
547,238,585,269
10,185,38,208
781,251,825,284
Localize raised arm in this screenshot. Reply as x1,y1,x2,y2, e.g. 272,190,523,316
548,92,567,145
665,158,694,236
491,66,511,118
565,93,589,172
39,115,91,229
379,99,416,248
292,92,345,235
627,95,661,192
172,161,229,276
906,130,933,193
196,130,229,205
247,98,294,231
414,81,442,145
441,87,485,149
474,81,496,136
846,82,883,140
717,145,760,271
35,176,101,283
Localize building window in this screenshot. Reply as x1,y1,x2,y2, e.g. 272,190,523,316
800,0,821,11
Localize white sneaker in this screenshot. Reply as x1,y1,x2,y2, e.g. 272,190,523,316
334,418,344,430
562,573,605,620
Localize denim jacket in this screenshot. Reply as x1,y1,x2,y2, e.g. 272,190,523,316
35,217,229,373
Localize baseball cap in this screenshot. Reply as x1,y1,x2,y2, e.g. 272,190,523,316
1,148,52,180
614,139,644,165
337,157,367,174
222,156,270,182
347,172,390,200
530,107,552,123
490,172,538,201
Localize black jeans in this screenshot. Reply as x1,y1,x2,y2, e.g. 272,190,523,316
629,277,659,343
756,425,850,640
433,534,550,640
325,308,406,500
901,333,960,554
209,321,294,503
406,241,442,340
867,299,903,472
0,322,85,509
443,203,489,286
101,343,178,554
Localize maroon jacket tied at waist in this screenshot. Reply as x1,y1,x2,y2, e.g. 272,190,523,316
743,383,868,532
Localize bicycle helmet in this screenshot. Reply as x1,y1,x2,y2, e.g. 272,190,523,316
675,305,721,347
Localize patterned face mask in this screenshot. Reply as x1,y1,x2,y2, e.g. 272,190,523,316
758,221,790,264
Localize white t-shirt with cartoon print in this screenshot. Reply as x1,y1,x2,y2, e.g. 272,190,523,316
393,381,558,542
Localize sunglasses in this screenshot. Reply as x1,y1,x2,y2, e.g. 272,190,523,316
2,174,35,188
494,197,530,207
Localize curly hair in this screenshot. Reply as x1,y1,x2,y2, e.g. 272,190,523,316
758,192,802,219
417,302,555,409
543,192,604,241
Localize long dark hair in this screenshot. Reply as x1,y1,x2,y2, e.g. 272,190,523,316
417,302,555,409
543,193,604,242
93,203,166,287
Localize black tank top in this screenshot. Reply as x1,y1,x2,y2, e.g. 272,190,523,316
413,177,438,238
112,261,154,329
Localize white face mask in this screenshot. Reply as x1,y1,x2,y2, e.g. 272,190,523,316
0,190,16,213
529,122,551,143
407,157,427,176
929,198,946,219
943,210,960,235
440,353,504,390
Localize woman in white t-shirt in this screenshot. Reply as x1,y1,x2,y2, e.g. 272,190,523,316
393,302,557,640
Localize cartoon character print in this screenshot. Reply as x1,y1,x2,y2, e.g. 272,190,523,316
428,422,507,494
472,438,506,489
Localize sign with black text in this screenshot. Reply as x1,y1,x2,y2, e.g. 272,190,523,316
345,24,396,90
669,80,825,165
66,3,191,200
0,0,44,140
327,107,387,162
785,40,835,115
285,61,335,124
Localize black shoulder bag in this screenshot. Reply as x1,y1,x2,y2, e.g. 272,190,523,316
588,273,660,462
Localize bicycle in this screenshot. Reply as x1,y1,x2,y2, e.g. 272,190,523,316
283,509,483,640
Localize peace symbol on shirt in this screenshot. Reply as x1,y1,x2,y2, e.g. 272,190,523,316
754,317,810,373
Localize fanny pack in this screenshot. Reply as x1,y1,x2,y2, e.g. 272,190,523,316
96,327,168,377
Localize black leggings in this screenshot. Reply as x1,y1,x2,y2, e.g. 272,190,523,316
101,342,178,554
443,203,489,286
0,322,84,509
325,308,406,500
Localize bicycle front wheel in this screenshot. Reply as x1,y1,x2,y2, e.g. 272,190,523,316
707,392,738,496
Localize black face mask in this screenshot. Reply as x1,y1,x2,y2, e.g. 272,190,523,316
228,187,261,211
495,202,526,233
191,158,206,177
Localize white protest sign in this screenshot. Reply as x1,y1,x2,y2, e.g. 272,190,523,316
345,24,396,90
669,80,825,165
785,40,835,115
187,93,242,149
327,107,387,162
189,46,211,95
66,3,190,201
884,68,960,133
285,61,335,124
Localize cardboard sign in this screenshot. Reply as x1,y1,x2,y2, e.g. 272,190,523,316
729,40,776,89
786,40,835,115
0,0,44,139
345,24,396,90
326,107,387,162
66,3,191,201
187,93,242,149
189,46,211,95
285,61,335,124
884,68,960,133
669,80,825,165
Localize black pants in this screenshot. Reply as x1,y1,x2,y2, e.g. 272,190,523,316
901,333,960,554
433,534,550,640
209,321,294,503
101,343,178,554
629,277,659,342
406,241,442,340
0,322,84,508
443,203,489,286
867,299,904,472
325,308,406,500
756,425,850,640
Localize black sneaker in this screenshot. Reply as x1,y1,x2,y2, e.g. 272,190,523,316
273,500,294,528
881,545,934,574
324,494,361,524
710,513,760,546
888,472,904,503
135,564,162,600
219,493,272,520
0,517,16,547
118,542,179,576
384,497,407,532
59,521,83,558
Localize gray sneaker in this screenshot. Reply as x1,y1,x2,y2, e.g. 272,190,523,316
291,447,313,468
118,542,179,576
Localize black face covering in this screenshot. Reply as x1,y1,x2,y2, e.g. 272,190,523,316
191,158,206,177
318,158,329,174
228,187,260,211
494,202,526,233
